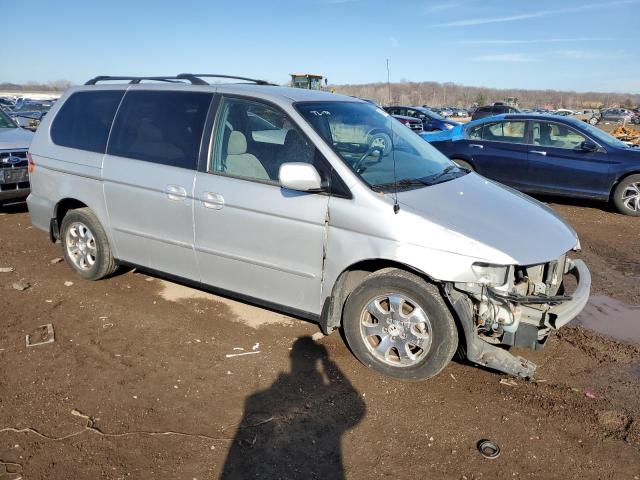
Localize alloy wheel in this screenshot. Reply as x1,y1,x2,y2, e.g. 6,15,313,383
359,293,432,367
65,221,97,270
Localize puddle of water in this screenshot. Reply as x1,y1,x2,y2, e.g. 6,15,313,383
157,280,294,329
573,295,640,345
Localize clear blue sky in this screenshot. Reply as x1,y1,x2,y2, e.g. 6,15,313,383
2,0,639,93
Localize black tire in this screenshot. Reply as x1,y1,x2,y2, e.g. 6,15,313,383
588,116,599,125
613,174,640,216
452,159,474,171
60,207,118,280
343,268,458,381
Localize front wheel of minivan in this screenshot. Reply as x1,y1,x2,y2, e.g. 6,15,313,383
61,207,118,280
343,269,458,381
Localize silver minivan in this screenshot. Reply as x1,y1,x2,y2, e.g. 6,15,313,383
27,74,591,380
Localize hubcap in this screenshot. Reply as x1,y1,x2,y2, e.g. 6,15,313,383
359,293,432,367
65,222,97,270
621,182,640,212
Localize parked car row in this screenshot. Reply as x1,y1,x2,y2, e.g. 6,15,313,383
421,113,640,216
518,107,640,125
384,106,459,132
0,97,56,130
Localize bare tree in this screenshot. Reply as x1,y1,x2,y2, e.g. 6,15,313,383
332,81,640,109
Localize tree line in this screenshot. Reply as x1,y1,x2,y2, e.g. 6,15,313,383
332,80,639,109
0,80,74,93
2,79,638,110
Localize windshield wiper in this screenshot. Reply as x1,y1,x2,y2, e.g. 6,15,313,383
372,178,429,191
423,165,464,185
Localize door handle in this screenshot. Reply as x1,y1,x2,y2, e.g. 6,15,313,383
469,144,484,149
530,150,547,156
201,192,225,210
164,185,187,201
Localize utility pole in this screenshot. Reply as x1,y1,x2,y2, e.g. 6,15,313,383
386,59,391,104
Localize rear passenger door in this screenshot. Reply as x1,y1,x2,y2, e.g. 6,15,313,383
467,120,530,188
103,89,213,279
193,96,331,314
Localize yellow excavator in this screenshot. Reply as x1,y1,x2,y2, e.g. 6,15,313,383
290,74,328,91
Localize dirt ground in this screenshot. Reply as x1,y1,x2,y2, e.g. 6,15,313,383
1,198,639,480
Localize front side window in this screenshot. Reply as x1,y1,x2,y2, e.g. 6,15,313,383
531,122,587,149
467,123,483,140
108,90,212,169
482,121,526,143
296,101,464,192
210,97,322,184
51,91,124,153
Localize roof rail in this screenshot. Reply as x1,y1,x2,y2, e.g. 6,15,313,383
179,73,275,86
84,74,275,86
84,75,208,85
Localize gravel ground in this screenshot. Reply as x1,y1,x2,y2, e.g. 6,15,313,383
1,199,639,480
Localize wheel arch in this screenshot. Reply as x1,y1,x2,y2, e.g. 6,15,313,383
449,155,478,171
609,170,640,200
319,258,440,334
52,198,89,239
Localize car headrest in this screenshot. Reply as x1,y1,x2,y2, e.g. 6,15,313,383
227,130,247,155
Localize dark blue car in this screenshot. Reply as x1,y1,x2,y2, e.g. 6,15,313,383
384,106,458,132
421,114,640,216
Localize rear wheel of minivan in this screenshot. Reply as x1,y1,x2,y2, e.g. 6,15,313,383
343,269,458,381
60,208,118,280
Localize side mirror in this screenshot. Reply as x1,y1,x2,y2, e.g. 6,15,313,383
279,163,323,192
581,140,599,152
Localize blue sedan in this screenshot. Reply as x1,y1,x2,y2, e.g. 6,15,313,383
421,114,640,216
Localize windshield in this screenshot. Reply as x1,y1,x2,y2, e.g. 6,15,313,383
296,101,464,191
420,108,446,121
565,118,629,149
0,109,17,128
15,102,51,112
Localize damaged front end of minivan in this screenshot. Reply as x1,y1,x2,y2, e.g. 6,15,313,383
445,252,590,378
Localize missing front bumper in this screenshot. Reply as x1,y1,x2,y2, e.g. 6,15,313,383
446,258,591,378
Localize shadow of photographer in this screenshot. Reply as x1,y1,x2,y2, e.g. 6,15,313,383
221,336,366,479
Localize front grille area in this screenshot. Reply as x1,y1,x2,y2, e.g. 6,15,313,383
0,149,29,191
0,149,28,169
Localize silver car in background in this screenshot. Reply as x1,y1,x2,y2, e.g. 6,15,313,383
0,109,33,205
27,74,591,380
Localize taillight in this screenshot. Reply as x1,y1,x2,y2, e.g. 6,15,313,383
27,152,35,173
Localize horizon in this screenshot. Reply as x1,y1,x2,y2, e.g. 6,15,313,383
1,0,639,94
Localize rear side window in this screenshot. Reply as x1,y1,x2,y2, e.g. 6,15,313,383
51,90,124,153
108,90,212,169
483,121,526,143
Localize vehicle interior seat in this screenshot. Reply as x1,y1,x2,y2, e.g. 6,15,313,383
224,130,269,180
535,123,565,148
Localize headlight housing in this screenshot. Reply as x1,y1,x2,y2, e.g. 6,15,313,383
471,262,509,286
444,123,454,130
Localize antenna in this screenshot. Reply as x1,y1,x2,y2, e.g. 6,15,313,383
391,119,399,214
385,58,399,213
386,59,391,105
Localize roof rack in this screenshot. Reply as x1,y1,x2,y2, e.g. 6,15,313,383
178,73,276,86
84,76,208,85
84,74,275,87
